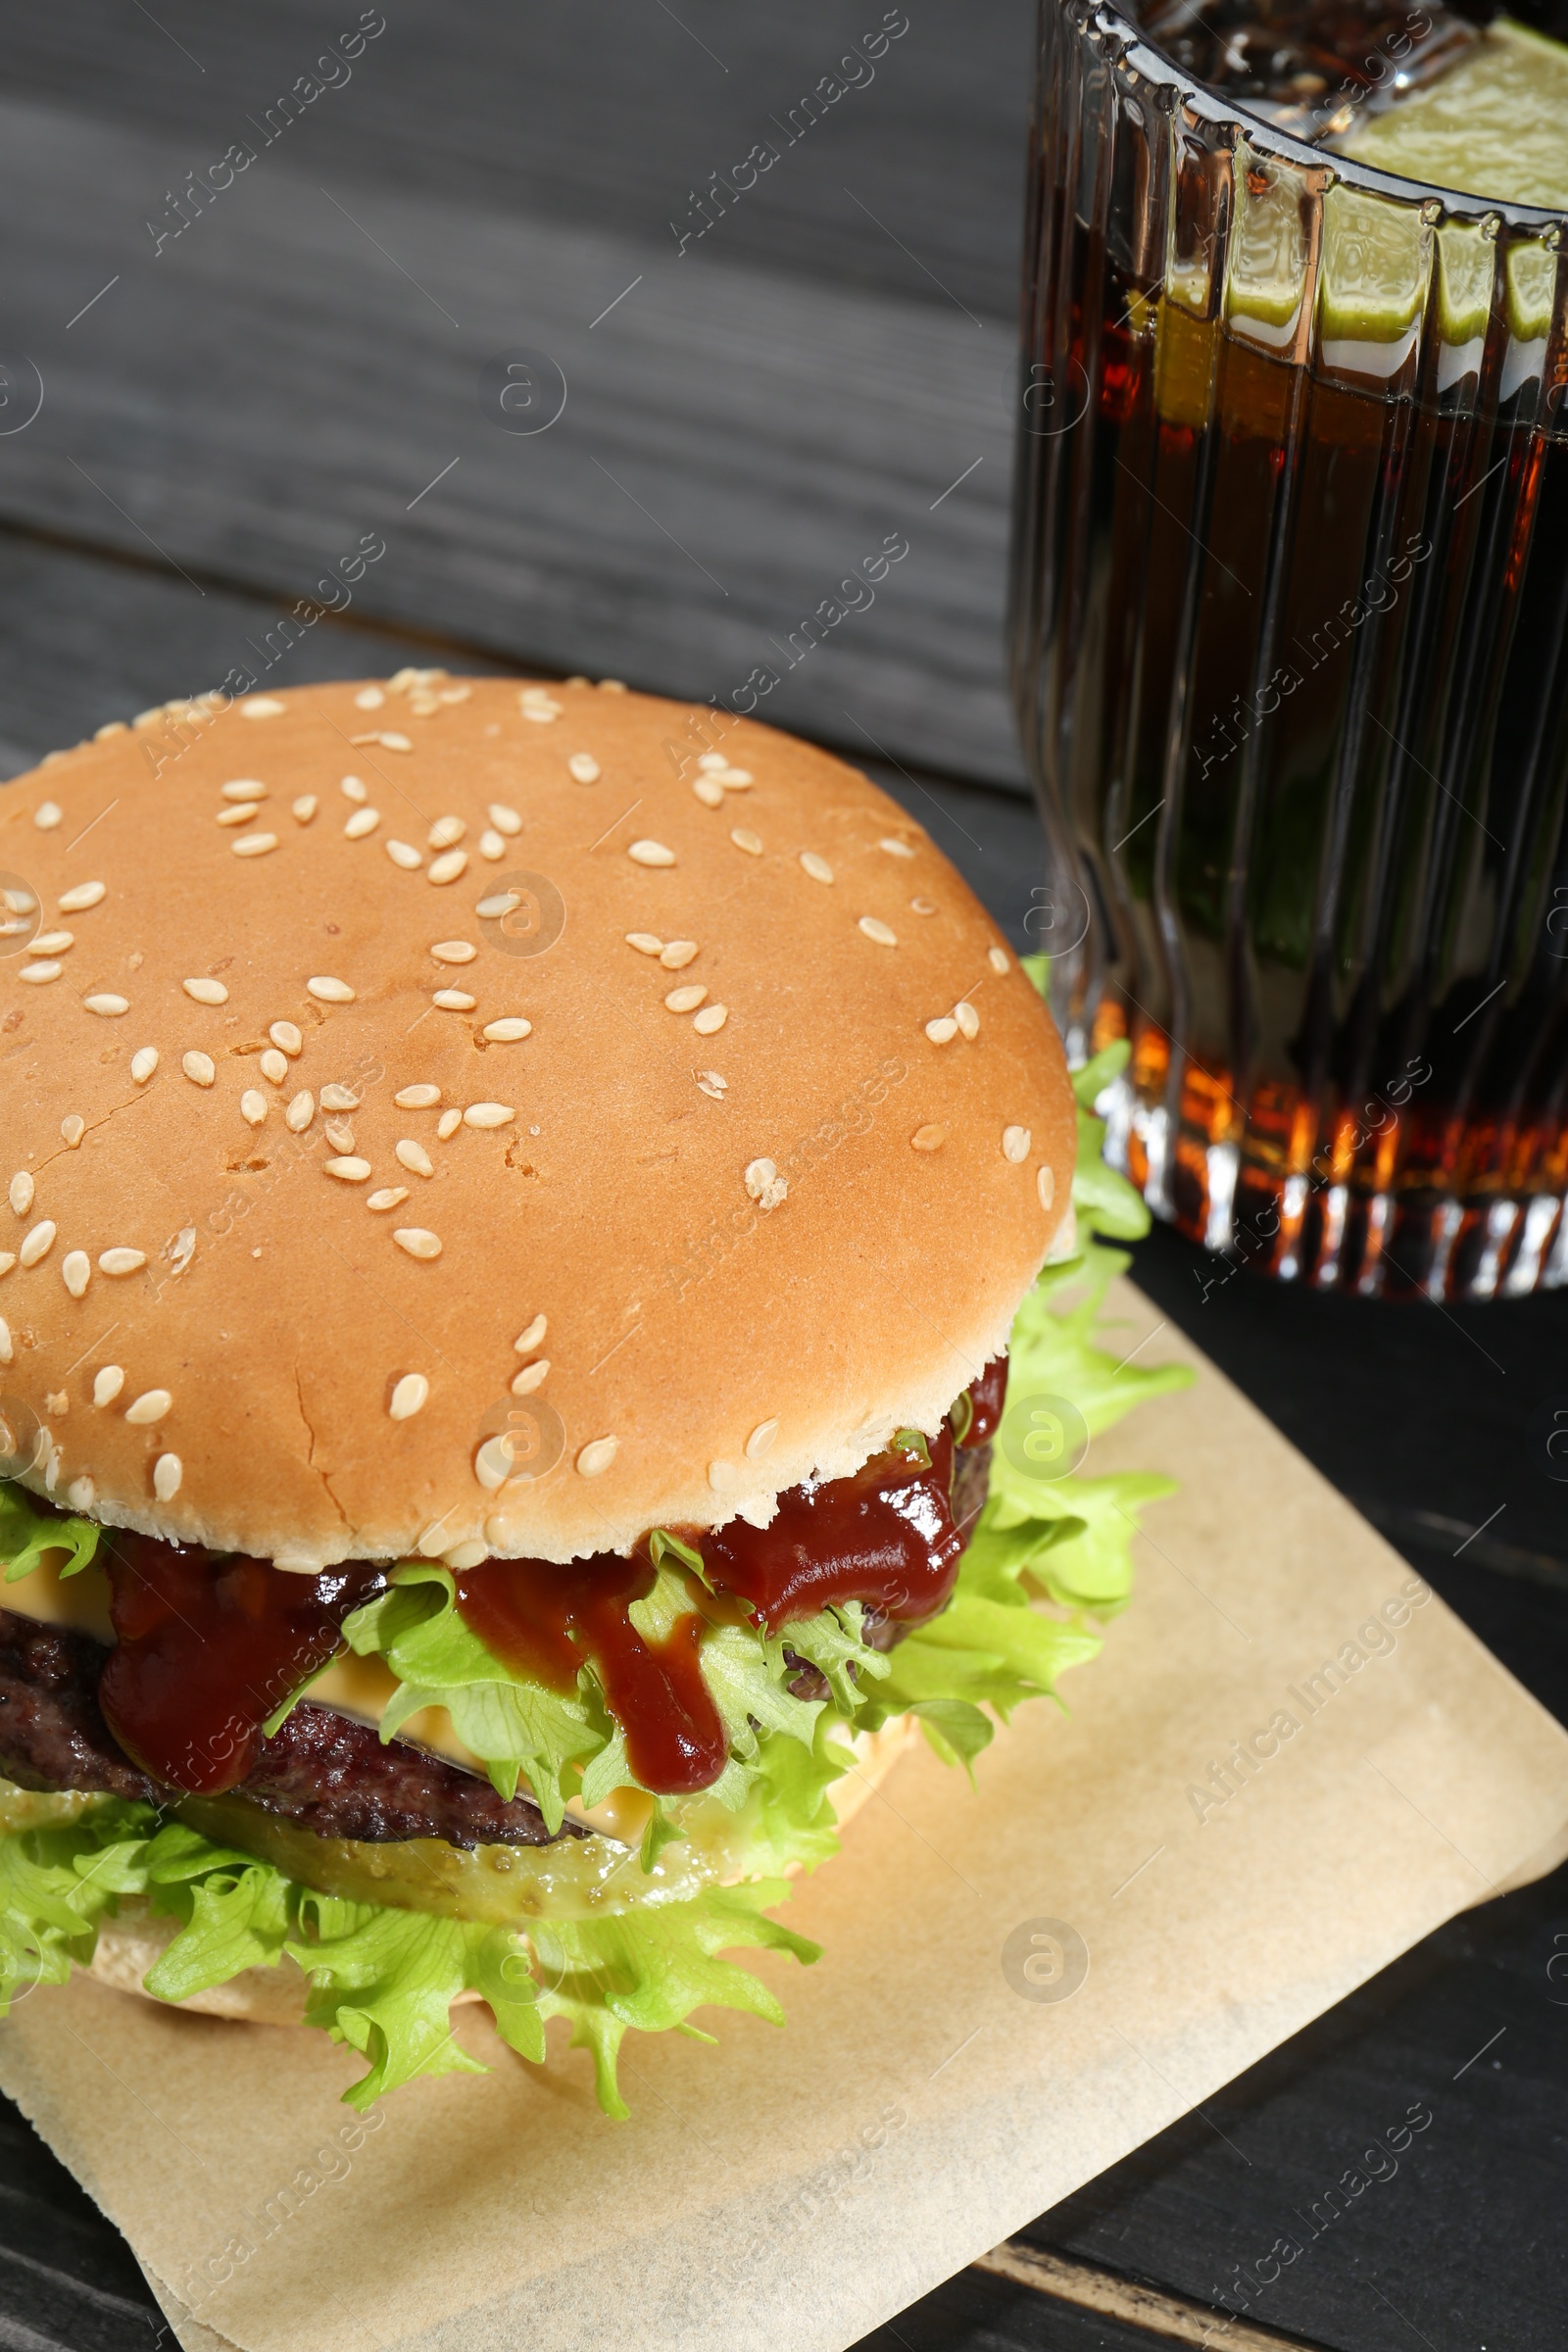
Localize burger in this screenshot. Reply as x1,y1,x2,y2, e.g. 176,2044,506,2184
0,674,1161,2115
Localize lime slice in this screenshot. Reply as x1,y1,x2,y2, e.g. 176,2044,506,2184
1334,20,1568,212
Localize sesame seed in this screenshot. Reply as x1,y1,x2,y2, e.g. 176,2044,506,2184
233,832,278,858
693,777,725,808
599,678,627,693
464,1103,514,1129
124,1388,172,1425
367,1187,409,1211
746,1418,779,1458
474,1434,516,1491
428,815,466,850
436,1108,463,1140
713,767,753,789
698,754,727,772
428,850,468,886
440,683,471,704
240,1090,268,1126
925,1017,958,1045
270,1021,303,1055
708,1459,739,1491
83,994,129,1017
21,963,62,985
293,795,318,824
7,1174,32,1215
859,917,899,947
307,976,355,1003
341,774,368,805
378,732,413,753
217,806,257,828
393,1228,442,1260
568,754,600,783
182,1052,216,1087
259,1048,288,1085
62,1250,90,1299
396,1140,434,1177
514,1313,548,1352
989,946,1009,973
692,1004,727,1036
625,933,663,956
744,1158,776,1200
695,1070,727,1099
354,686,385,710
664,984,707,1013
431,940,477,964
389,1373,429,1420
478,829,506,860
327,1116,358,1152
576,1436,618,1478
31,932,73,955
511,1358,550,1396
432,989,476,1010
1003,1125,1031,1162
488,804,522,836
660,941,698,969
0,1320,11,1365
153,1452,182,1500
59,882,106,912
99,1249,147,1276
344,808,381,840
386,840,422,871
93,1366,123,1407
130,1048,159,1084
955,1001,979,1040
60,1116,85,1149
67,1477,94,1511
1038,1165,1055,1211
221,779,268,803
879,837,916,858
395,1084,441,1108
800,852,834,884
520,706,561,725
183,977,229,1005
911,1124,945,1152
319,1084,361,1111
628,839,674,867
240,697,285,718
0,1254,14,1278
482,1017,532,1042
33,802,63,830
285,1091,315,1132
477,892,520,919
910,898,938,916
324,1156,371,1182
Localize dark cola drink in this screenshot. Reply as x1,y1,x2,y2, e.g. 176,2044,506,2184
1010,0,1568,1298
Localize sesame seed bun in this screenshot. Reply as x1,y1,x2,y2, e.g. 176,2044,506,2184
0,676,1072,1573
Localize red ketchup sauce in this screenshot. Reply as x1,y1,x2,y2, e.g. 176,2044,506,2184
98,1536,382,1793
960,1354,1008,1446
453,1553,726,1795
86,1363,1008,1806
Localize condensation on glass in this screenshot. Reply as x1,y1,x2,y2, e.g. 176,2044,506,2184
1010,0,1568,1299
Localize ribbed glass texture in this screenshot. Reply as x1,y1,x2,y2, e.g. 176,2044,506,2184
1009,0,1568,1298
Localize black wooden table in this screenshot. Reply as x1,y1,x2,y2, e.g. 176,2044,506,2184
0,6,1564,2347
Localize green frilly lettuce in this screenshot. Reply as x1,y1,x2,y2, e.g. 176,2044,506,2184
0,1013,1186,2114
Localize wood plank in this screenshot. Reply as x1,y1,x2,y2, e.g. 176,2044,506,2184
0,71,1028,789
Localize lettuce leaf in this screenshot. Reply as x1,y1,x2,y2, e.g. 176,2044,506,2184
0,1790,819,2117
0,1482,102,1582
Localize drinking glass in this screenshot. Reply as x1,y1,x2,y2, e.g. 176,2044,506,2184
1009,0,1568,1298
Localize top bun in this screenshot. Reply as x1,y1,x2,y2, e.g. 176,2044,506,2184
0,676,1072,1571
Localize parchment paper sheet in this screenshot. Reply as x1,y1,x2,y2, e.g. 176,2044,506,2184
3,1280,1565,2352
